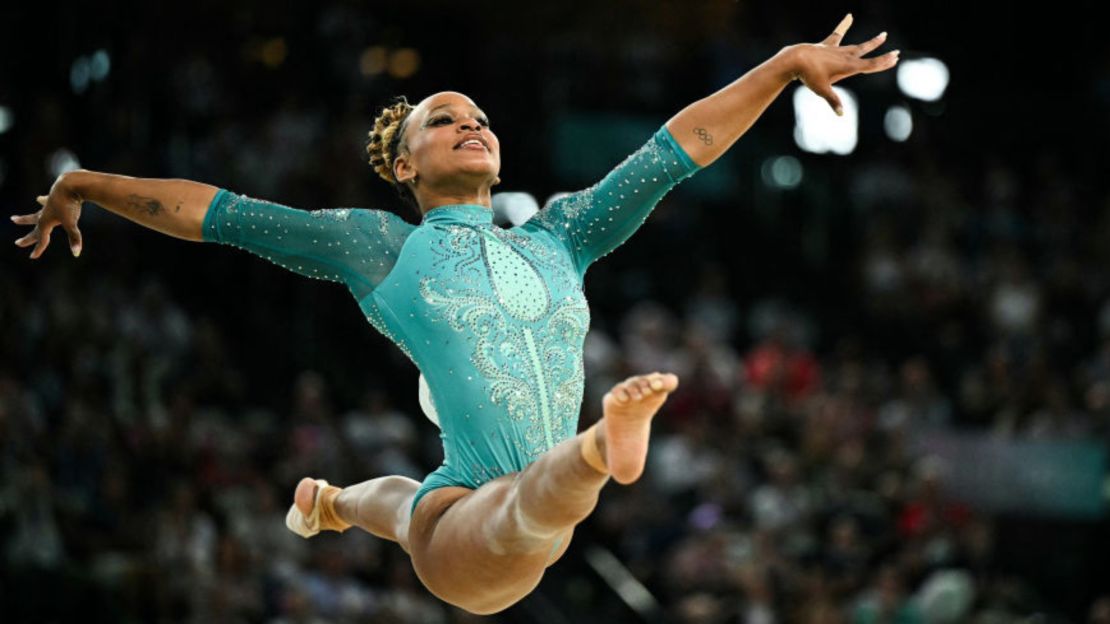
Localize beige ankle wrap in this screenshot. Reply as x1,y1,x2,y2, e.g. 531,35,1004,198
318,485,352,533
580,423,609,475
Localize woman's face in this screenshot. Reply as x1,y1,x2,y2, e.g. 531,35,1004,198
392,91,501,196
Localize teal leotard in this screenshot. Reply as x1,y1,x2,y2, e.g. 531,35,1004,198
202,124,700,514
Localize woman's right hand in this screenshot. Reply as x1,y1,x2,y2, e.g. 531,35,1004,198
11,172,85,259
782,14,899,117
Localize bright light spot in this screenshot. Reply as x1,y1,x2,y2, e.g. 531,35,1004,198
261,38,287,68
359,46,388,76
0,106,11,134
884,106,913,142
47,148,81,178
544,192,571,208
70,56,91,94
792,86,858,155
897,57,949,102
492,192,539,226
89,49,111,81
387,48,421,79
761,156,803,189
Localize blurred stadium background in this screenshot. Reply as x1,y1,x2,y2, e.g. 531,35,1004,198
2,1,1109,622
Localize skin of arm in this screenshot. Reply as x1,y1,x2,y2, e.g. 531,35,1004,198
60,169,219,242
666,16,898,167
665,48,797,168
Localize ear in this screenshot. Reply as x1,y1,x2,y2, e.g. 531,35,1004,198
492,175,502,186
394,152,416,185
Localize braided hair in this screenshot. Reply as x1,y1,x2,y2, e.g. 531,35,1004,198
366,96,418,213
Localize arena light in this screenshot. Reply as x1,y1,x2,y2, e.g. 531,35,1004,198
47,148,81,178
70,56,90,94
492,192,539,226
359,46,388,76
792,85,858,155
0,106,11,134
884,105,913,142
388,48,421,79
896,57,949,102
760,155,803,189
89,49,111,81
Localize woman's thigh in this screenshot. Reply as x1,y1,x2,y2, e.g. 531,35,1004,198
406,475,573,615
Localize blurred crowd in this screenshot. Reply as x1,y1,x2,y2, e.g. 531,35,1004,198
3,168,1110,621
4,1,1110,623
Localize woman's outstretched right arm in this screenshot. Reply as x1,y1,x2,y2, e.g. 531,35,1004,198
12,169,218,259
13,168,417,301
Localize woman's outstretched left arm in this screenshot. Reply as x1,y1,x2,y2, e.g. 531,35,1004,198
665,13,899,167
528,14,897,276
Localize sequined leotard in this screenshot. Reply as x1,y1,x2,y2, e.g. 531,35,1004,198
202,124,700,514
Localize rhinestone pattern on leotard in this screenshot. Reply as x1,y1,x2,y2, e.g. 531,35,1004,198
200,124,701,515
202,190,415,302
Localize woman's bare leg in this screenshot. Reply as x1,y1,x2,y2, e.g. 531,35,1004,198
409,372,679,615
497,371,680,549
335,476,420,553
293,475,420,553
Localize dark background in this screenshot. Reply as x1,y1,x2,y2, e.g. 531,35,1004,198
2,1,1109,622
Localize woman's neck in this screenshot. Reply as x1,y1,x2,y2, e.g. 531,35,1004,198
416,184,494,213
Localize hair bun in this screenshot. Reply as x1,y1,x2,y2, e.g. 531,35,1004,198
366,97,414,184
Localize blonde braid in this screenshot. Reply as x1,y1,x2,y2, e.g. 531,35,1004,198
366,96,415,185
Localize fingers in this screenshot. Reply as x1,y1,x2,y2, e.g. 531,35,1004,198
803,71,843,116
810,79,845,117
30,225,53,260
65,225,83,257
14,195,81,258
852,31,888,57
14,228,38,247
824,13,853,46
861,49,900,73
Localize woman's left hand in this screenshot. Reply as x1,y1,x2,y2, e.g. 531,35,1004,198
783,14,900,116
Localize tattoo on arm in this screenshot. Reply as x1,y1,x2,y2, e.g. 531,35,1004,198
125,194,164,217
693,127,713,145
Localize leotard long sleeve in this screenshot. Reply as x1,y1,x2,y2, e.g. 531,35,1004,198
202,123,701,513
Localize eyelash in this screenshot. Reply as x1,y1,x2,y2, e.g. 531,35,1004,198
431,115,490,127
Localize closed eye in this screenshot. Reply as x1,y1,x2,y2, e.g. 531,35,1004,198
428,114,490,127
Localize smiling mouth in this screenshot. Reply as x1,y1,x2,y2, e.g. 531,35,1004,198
454,138,488,151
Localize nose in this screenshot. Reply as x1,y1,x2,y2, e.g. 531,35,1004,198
458,117,483,132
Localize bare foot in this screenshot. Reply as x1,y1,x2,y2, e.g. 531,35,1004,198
601,372,679,484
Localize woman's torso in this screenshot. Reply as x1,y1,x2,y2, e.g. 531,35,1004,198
360,204,591,487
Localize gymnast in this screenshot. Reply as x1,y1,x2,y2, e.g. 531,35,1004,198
13,15,896,614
